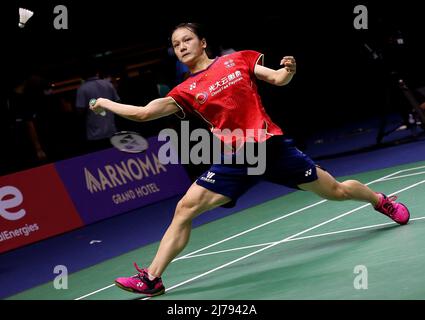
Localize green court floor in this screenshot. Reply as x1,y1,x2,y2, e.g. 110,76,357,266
8,161,425,300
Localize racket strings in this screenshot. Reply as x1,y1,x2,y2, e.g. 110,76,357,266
111,131,148,153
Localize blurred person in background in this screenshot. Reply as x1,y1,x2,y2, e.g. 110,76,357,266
75,59,120,153
2,73,48,175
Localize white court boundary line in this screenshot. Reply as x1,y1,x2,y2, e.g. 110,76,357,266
155,179,425,299
75,164,425,300
175,164,424,261
177,216,425,260
378,171,425,182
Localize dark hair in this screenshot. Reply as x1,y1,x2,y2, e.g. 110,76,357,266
170,22,206,44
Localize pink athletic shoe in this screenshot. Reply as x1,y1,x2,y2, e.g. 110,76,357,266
374,193,410,225
115,263,165,297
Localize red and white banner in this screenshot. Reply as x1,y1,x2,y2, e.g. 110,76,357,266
0,165,84,253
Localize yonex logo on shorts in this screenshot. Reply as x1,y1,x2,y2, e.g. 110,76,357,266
189,82,197,90
200,171,216,184
305,169,312,177
206,172,215,179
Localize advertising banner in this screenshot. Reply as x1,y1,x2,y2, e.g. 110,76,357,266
0,165,84,253
55,137,191,225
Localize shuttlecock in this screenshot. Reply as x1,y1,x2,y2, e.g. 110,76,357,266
18,8,34,28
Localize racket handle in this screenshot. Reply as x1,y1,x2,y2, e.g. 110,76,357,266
89,98,106,116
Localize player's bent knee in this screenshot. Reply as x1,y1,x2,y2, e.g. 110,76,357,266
334,183,351,201
340,180,361,198
325,183,350,201
174,198,205,221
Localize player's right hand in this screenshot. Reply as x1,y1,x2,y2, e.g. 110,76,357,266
89,98,107,114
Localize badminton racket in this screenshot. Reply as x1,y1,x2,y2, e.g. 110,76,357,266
89,99,149,153
110,131,149,153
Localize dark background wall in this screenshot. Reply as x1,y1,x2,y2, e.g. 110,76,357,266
3,1,425,172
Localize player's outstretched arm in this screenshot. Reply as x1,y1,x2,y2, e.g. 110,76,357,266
90,97,180,122
254,56,296,86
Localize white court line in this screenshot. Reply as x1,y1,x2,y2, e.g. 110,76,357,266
74,165,423,300
396,165,425,174
177,242,276,259
379,171,425,182
178,216,425,260
172,200,327,262
75,284,115,300
175,167,404,261
147,179,425,299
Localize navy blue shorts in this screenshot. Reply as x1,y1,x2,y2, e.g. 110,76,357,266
196,135,318,207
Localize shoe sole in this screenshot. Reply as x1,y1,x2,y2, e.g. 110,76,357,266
114,281,165,297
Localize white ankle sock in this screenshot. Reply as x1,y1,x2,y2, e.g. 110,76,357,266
147,272,157,281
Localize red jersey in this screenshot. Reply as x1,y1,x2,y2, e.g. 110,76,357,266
167,50,283,144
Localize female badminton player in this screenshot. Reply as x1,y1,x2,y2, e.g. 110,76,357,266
90,23,410,297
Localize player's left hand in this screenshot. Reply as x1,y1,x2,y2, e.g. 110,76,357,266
36,149,47,161
280,56,296,74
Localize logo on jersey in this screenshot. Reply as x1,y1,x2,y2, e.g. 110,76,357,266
208,71,242,95
224,59,235,68
199,171,216,183
195,92,208,105
189,82,197,90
